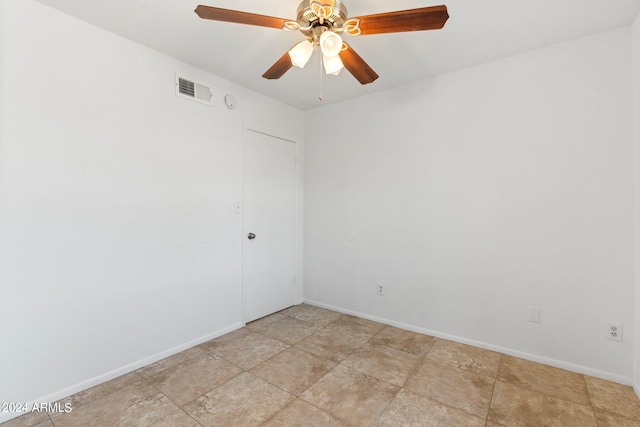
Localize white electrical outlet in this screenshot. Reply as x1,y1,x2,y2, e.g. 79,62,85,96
606,321,623,342
377,283,384,296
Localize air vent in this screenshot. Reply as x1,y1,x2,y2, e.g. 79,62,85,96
175,74,213,106
178,78,194,97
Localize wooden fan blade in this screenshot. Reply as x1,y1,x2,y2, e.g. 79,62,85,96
354,5,449,35
339,43,379,85
195,5,289,29
262,51,293,80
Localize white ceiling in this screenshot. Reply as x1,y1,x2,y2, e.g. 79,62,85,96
34,0,640,111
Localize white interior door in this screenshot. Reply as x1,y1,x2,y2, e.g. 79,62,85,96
243,130,296,323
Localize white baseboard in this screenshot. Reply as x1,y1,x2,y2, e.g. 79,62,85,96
0,322,243,424
635,380,640,399
304,299,633,386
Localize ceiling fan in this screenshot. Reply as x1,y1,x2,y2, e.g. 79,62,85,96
195,1,449,85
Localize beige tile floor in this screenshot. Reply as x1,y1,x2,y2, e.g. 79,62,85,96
4,304,640,427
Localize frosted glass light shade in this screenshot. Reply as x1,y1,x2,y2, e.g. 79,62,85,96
289,40,314,68
323,54,343,75
319,31,342,57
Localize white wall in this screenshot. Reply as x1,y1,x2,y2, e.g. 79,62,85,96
633,9,640,394
0,0,304,421
304,28,635,382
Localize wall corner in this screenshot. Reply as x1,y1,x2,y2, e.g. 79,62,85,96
632,7,640,398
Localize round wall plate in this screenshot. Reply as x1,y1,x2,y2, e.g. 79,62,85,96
224,94,237,109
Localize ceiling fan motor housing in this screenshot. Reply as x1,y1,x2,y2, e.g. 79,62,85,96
296,0,348,40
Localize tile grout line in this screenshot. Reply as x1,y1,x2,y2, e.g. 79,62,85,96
45,370,148,425
127,375,198,427
245,311,337,376
247,309,347,424
143,374,207,427
256,399,297,427
582,374,603,426
399,342,498,427
496,360,600,410
375,332,435,389
295,312,387,425
400,338,501,423
484,353,503,426
253,310,355,426
336,323,426,425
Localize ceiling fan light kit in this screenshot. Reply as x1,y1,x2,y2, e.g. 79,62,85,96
323,54,344,75
195,1,449,86
289,40,314,68
319,30,343,57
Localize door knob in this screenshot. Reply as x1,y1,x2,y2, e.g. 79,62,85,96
247,233,256,240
